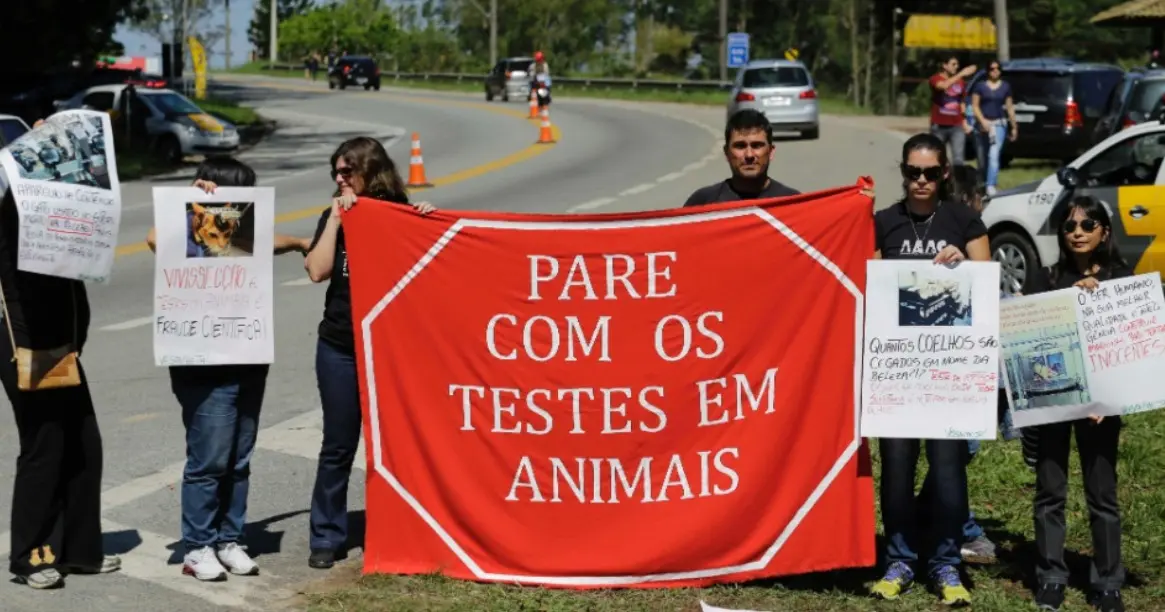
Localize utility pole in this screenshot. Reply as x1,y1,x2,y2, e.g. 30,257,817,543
489,0,497,67
994,0,1010,61
224,0,232,70
269,0,278,66
719,0,727,82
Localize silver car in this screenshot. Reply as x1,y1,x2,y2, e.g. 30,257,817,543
485,57,534,102
727,59,819,140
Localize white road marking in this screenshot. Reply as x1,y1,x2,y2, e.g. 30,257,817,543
281,277,315,286
567,197,615,212
618,183,655,197
657,171,684,183
256,410,366,470
100,316,153,332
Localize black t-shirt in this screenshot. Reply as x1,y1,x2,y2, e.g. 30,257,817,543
683,178,800,207
874,199,988,260
1026,262,1135,295
311,207,354,353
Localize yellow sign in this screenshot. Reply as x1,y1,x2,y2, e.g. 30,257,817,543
188,36,207,100
903,15,997,50
784,48,799,61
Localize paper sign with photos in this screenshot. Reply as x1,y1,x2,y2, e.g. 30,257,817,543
152,186,275,367
0,110,121,283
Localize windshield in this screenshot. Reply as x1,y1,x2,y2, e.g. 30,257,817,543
742,66,810,89
145,91,203,115
1130,79,1165,114
0,118,28,145
1007,72,1071,106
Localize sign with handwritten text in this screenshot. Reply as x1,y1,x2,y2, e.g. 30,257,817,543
0,110,121,283
1001,272,1165,427
152,186,274,366
861,260,1001,439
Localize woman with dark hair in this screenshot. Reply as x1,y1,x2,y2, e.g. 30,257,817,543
0,187,119,589
303,136,435,569
145,156,312,581
869,132,989,606
1022,196,1128,612
970,59,1017,195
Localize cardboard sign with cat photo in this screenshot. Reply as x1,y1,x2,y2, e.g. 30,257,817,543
185,201,255,258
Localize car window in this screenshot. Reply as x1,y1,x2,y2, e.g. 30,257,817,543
143,91,202,115
1107,75,1139,115
505,60,530,72
742,66,810,88
1008,72,1071,106
0,119,28,146
1127,78,1165,116
1075,72,1122,117
1079,131,1165,187
82,91,115,111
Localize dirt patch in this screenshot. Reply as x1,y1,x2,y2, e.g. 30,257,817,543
270,561,364,612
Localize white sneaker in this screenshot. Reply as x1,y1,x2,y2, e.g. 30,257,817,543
182,546,228,581
987,185,998,196
216,543,259,576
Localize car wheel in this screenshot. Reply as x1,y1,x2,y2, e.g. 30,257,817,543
156,135,183,165
801,127,820,140
502,90,509,102
328,79,336,90
991,230,1039,293
364,84,371,90
486,88,494,101
373,83,380,91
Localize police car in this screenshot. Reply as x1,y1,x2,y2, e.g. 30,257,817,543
982,117,1165,293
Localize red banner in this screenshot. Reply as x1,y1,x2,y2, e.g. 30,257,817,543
344,181,876,588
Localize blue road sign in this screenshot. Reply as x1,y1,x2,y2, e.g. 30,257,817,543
727,32,750,68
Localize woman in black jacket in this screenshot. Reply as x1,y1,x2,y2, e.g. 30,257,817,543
0,188,117,589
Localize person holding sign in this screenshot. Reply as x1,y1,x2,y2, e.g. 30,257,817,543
303,137,435,570
1020,195,1130,612
869,133,990,606
144,157,312,582
682,110,800,205
0,188,120,589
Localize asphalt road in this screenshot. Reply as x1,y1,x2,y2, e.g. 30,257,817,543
0,76,908,611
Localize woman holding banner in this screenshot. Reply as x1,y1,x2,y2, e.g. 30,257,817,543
1020,195,1128,612
303,137,435,569
869,133,990,606
0,187,119,589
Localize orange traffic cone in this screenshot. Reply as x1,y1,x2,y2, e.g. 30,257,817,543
528,95,539,119
536,109,556,145
407,132,433,188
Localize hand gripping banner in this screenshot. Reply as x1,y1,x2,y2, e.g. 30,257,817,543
343,180,877,588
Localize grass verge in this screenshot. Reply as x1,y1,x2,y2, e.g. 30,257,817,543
301,408,1165,611
218,62,872,116
997,160,1059,190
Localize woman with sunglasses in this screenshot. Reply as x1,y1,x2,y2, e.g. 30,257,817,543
869,133,989,607
1021,196,1129,612
970,60,1017,195
303,137,435,570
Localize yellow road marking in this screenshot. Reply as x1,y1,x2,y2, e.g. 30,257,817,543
113,78,562,258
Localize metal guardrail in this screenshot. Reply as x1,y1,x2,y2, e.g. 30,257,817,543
256,62,733,91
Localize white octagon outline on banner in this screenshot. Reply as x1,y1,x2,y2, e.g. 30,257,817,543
359,207,865,586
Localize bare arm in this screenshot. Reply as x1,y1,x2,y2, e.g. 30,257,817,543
146,227,157,253
972,92,987,126
274,233,310,255
304,215,339,282
966,235,991,261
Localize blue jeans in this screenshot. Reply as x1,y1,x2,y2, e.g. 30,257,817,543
172,369,267,550
975,120,1008,188
309,338,362,551
879,437,969,574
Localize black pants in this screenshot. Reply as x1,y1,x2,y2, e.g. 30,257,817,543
0,347,104,576
1033,417,1124,591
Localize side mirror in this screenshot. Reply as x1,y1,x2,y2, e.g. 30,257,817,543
1055,166,1079,189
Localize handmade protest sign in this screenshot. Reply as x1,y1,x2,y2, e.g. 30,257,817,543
151,186,274,366
1001,272,1165,427
860,260,1001,440
0,110,120,282
343,182,877,588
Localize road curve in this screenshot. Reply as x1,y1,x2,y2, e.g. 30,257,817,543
0,76,908,611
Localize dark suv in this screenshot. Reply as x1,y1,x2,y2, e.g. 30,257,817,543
1092,69,1165,144
965,59,1123,163
328,56,381,91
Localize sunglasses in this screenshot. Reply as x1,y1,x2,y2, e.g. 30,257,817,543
1062,218,1101,233
331,166,354,180
901,164,943,182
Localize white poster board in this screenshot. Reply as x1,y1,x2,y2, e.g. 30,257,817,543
1001,272,1165,427
152,186,274,366
861,260,1001,440
0,110,121,282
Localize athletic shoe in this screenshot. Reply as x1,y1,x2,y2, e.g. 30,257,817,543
183,546,228,581
1090,589,1125,612
14,568,63,589
1035,583,1065,611
216,543,259,576
870,561,913,600
960,535,997,563
933,565,971,606
62,555,122,575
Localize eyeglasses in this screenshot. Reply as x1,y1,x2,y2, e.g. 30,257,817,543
331,166,354,180
1062,218,1100,233
901,164,943,182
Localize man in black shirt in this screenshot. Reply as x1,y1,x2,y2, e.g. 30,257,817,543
683,109,800,206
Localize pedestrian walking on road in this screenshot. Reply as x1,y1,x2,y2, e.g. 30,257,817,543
970,60,1017,195
1021,195,1129,612
0,186,120,590
928,56,976,167
869,132,990,607
145,157,312,582
303,137,435,569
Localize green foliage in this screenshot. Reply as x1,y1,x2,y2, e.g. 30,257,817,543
277,0,402,61
0,0,148,73
249,0,314,60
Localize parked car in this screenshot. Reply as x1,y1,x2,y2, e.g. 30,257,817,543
0,114,31,147
1092,68,1165,144
328,56,381,91
485,56,535,102
727,59,819,140
56,84,239,163
981,116,1165,293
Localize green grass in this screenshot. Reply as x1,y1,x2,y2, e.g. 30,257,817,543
997,160,1059,190
299,409,1165,611
197,96,262,127
218,62,871,116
